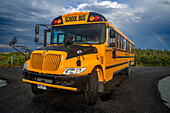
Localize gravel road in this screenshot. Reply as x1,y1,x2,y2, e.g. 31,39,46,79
0,67,170,113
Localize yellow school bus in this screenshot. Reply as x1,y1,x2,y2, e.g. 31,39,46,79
22,12,135,105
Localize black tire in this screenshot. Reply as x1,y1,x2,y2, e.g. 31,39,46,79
84,69,98,105
125,61,131,75
31,84,45,95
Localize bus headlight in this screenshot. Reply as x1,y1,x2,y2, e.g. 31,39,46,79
23,63,27,70
63,67,86,75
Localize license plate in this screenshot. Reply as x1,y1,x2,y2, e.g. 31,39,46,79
37,84,46,90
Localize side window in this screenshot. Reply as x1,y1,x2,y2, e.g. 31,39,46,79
76,36,81,41
131,44,133,52
119,35,121,49
126,40,130,51
126,41,127,51
131,44,135,53
123,38,126,50
128,41,130,51
122,37,124,49
82,37,87,41
115,32,118,48
107,28,114,48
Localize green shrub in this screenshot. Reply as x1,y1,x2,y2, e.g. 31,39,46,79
135,48,170,66
0,52,29,68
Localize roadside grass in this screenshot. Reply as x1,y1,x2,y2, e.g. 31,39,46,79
0,52,26,68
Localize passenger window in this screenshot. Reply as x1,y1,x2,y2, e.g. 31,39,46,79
76,36,81,41
82,37,86,41
123,38,126,50
115,32,118,48
119,35,121,49
107,28,113,48
122,37,124,49
127,41,130,51
126,40,128,51
126,40,130,51
128,41,130,51
131,45,135,53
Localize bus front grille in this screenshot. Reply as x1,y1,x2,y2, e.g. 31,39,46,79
31,53,43,70
31,53,61,71
42,54,62,71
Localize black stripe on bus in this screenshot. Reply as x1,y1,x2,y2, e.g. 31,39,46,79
117,49,134,54
106,61,129,70
117,56,134,58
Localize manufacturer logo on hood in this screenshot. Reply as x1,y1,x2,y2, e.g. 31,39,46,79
43,51,47,56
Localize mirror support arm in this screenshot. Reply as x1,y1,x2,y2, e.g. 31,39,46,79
36,24,50,30
10,45,25,56
15,45,32,54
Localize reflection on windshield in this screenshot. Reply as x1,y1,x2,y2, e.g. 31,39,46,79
51,23,106,44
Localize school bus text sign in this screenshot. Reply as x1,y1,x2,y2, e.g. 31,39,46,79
62,12,89,25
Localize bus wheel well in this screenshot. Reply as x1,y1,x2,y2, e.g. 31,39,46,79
93,65,104,92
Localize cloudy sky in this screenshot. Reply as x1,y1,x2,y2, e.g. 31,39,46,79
0,0,170,52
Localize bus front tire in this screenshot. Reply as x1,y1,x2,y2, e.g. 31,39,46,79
84,69,98,105
31,84,44,95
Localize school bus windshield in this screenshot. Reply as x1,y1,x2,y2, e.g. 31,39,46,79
51,23,106,44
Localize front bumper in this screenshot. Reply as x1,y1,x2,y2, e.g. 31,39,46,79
22,70,89,92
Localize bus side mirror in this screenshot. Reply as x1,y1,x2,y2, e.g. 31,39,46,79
35,37,39,42
112,49,116,58
35,25,39,34
110,29,115,38
64,35,75,47
9,37,17,46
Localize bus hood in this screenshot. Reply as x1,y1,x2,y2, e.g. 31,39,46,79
37,45,98,59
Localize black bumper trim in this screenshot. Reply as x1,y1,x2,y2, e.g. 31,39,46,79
22,70,89,91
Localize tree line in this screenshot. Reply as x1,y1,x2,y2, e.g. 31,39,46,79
135,48,170,66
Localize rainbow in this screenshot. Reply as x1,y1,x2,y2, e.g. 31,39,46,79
148,29,169,48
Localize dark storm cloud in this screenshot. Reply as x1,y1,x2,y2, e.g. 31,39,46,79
0,0,58,52
110,0,170,49
0,0,170,52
